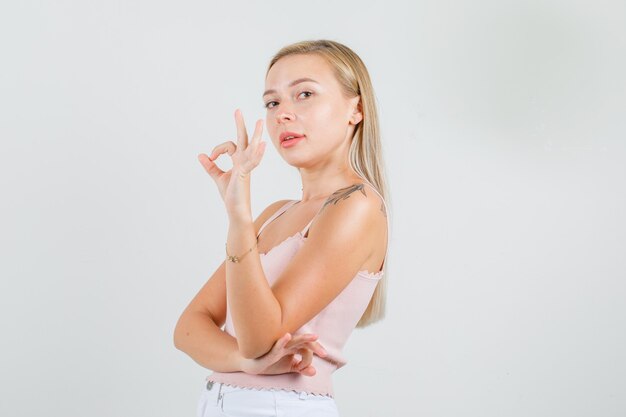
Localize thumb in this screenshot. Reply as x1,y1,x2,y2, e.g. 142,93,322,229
198,153,223,179
281,332,292,347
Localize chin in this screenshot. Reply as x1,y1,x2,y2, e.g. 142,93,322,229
280,155,308,168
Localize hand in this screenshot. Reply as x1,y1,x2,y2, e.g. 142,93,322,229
239,332,328,377
197,109,267,216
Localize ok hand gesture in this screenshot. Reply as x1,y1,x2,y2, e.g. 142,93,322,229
197,109,267,216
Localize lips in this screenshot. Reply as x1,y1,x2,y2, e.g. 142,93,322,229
280,131,305,142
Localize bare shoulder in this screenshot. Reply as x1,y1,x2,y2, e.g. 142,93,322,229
270,182,387,336
310,182,387,238
304,181,388,264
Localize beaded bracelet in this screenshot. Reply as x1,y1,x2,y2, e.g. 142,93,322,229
225,239,258,263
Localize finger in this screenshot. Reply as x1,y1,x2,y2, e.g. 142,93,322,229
279,332,292,348
235,108,249,149
251,140,267,166
294,341,327,358
286,338,327,358
271,333,292,353
299,365,316,377
258,140,267,159
296,348,313,371
251,118,263,148
284,333,317,350
252,121,267,162
197,153,224,178
312,341,328,357
209,141,237,159
284,335,315,351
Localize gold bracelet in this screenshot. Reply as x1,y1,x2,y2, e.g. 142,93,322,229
225,239,258,263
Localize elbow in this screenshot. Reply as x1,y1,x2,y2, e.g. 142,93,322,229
238,339,273,360
240,349,268,360
172,314,188,351
172,327,183,351
238,315,284,359
173,329,183,351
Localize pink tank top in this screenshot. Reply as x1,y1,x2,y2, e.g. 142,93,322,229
206,182,389,398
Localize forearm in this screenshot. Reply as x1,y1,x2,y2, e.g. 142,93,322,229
225,215,281,358
174,311,243,373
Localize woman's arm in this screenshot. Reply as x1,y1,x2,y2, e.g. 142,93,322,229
173,257,325,373
225,215,282,359
173,199,289,369
226,184,384,359
174,259,245,372
173,309,243,372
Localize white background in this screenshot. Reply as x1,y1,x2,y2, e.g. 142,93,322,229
1,1,625,416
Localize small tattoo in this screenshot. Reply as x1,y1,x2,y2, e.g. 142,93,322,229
321,183,367,212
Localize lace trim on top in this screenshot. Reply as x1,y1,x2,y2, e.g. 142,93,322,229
205,377,334,398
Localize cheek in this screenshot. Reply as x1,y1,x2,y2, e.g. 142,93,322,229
312,100,341,120
266,121,280,143
310,104,348,138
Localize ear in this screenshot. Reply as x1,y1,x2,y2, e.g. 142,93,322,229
349,96,363,125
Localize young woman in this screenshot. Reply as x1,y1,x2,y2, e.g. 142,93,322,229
174,39,391,417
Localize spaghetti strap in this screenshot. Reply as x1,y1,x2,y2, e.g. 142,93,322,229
256,199,300,239
300,202,326,238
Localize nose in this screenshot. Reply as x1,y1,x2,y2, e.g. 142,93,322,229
276,106,295,124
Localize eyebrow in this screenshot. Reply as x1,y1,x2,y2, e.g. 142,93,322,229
262,78,319,98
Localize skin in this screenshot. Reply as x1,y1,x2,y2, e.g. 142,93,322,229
194,53,386,363
262,53,365,201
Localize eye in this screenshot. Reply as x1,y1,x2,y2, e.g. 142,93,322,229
264,91,313,110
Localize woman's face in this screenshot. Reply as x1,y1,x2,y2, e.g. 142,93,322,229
263,54,361,166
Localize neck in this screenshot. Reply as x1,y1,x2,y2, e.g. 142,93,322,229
298,165,363,203
297,132,363,202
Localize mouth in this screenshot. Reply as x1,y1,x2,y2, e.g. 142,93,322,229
280,131,305,142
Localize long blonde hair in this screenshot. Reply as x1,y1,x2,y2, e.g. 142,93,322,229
265,39,390,328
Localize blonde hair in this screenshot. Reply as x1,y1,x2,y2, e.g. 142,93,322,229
265,39,391,328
